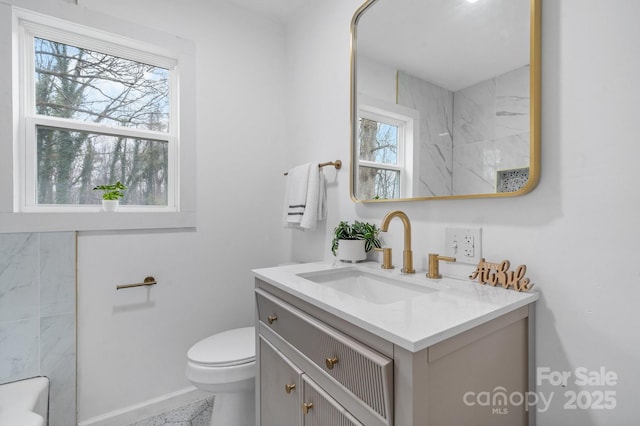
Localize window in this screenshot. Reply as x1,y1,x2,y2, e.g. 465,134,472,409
0,7,195,231
358,112,402,199
16,10,183,213
356,99,417,200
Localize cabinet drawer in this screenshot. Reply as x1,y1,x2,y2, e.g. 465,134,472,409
256,289,393,423
302,375,364,426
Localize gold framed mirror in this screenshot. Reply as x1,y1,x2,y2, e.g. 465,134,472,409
350,0,540,202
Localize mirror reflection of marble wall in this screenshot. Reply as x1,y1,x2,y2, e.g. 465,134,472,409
396,71,453,196
353,0,538,201
397,65,530,196
0,232,76,426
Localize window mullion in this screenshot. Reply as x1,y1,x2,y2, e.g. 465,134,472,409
30,116,171,141
359,160,402,171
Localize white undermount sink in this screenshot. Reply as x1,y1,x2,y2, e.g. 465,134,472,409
297,267,436,305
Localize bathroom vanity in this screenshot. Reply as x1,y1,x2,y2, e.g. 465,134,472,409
253,262,538,426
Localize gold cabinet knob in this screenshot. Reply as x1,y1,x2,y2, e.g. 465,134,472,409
267,315,278,324
285,383,296,394
325,356,339,370
302,402,313,414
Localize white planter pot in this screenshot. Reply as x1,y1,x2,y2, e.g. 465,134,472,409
101,199,119,212
337,239,367,263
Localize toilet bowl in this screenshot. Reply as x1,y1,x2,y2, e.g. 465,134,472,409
186,326,256,426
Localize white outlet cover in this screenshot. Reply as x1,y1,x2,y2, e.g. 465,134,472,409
445,227,482,265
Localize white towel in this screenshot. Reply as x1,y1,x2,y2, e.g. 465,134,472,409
283,163,325,230
284,163,311,226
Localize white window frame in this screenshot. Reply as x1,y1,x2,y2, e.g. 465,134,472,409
357,94,419,199
358,109,406,198
19,15,178,212
0,5,197,232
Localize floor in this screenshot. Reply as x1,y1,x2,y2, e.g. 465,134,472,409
124,396,214,426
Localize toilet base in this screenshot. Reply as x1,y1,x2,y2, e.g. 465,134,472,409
210,389,255,426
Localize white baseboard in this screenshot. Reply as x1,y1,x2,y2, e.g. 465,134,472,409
78,386,211,426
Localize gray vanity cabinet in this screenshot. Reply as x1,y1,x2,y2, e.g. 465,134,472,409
256,286,393,426
259,335,364,426
255,278,533,426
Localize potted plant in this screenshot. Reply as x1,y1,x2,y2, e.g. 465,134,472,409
93,181,127,212
331,220,382,262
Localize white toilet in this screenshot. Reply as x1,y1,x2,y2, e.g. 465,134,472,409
186,326,256,426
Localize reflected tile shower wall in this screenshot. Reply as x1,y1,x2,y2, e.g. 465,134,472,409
0,232,76,426
452,65,530,194
397,71,454,197
397,65,530,196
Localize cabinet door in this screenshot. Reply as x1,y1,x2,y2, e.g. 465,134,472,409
259,336,302,426
301,375,364,426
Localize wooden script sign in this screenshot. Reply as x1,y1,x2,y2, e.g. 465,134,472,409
469,259,534,292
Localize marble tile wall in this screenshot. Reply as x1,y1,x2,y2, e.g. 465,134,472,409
0,232,76,426
452,65,530,194
397,71,454,197
397,66,529,196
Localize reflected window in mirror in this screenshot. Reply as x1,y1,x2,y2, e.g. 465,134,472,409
358,114,401,200
356,96,418,200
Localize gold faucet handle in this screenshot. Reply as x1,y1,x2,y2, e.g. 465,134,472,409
427,253,456,279
374,247,394,269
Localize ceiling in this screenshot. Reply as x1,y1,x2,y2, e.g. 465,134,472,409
225,0,315,23
357,0,530,91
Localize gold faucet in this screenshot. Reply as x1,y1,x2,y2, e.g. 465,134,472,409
380,210,415,273
374,247,394,269
427,253,456,279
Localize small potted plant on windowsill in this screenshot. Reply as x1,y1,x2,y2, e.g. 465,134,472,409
331,220,382,263
93,181,127,212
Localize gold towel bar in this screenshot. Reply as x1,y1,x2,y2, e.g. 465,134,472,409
117,276,157,290
284,160,342,176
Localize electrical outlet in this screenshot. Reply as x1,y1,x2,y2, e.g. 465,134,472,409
445,227,482,265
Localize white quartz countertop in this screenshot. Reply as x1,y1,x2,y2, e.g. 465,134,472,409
252,261,538,352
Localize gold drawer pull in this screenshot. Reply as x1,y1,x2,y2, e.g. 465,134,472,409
325,357,339,370
302,402,313,414
285,383,296,394
267,315,278,324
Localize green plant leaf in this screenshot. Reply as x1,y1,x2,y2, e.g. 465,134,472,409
331,220,381,255
93,181,128,200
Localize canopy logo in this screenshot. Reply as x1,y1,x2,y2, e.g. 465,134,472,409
462,366,618,414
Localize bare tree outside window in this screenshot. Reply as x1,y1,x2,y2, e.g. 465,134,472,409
34,38,170,205
358,117,400,199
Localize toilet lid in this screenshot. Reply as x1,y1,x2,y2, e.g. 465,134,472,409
187,326,255,367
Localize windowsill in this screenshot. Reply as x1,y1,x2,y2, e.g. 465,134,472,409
19,205,178,213
0,211,196,233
